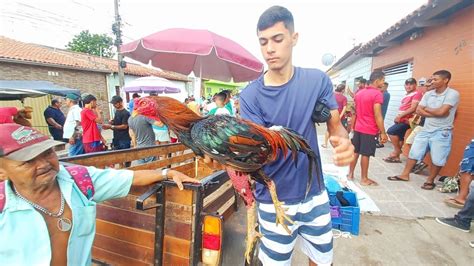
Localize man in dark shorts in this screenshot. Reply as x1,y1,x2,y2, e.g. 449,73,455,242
348,71,388,186
384,78,422,162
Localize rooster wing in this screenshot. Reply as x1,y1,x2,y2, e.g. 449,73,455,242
191,115,271,172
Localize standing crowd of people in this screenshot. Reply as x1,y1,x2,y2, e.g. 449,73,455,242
330,69,472,246
0,5,471,265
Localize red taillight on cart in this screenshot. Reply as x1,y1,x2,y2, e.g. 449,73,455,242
202,215,222,265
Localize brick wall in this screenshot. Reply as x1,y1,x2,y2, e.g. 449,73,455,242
0,62,111,120
372,6,474,176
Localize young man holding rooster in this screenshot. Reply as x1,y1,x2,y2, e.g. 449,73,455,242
239,6,354,266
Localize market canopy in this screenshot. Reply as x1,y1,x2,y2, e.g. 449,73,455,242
0,80,81,100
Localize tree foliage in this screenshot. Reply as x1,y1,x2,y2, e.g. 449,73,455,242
66,30,114,58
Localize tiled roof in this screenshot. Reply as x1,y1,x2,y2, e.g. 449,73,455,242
0,36,109,72
0,36,190,81
356,0,471,55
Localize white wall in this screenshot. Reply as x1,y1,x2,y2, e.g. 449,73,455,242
329,57,372,92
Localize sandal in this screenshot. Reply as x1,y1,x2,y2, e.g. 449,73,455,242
421,182,436,190
387,176,409,181
413,162,428,174
360,179,379,186
444,198,464,209
383,157,402,163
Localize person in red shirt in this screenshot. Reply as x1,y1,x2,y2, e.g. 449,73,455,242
347,78,367,99
383,78,423,163
322,84,348,148
80,94,106,153
348,71,388,186
0,107,18,124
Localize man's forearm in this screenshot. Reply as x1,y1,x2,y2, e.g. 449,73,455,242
132,170,166,186
112,124,128,130
416,107,433,117
327,110,349,139
47,118,61,128
424,107,449,117
375,116,385,134
398,106,417,118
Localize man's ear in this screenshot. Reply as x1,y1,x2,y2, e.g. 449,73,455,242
292,32,299,47
0,167,8,181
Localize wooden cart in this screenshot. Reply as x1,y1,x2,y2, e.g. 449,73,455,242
61,143,238,265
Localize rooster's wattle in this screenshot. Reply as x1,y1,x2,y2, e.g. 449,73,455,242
135,96,320,262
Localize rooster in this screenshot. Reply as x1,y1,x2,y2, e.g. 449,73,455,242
135,96,320,262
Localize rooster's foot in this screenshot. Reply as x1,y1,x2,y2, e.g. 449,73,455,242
273,198,294,235
244,226,263,263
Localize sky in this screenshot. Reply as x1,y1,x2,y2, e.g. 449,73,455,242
1,0,427,71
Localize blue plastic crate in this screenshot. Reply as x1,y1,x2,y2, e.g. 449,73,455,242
328,190,360,235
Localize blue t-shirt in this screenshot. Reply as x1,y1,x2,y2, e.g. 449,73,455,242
239,67,338,204
381,91,391,119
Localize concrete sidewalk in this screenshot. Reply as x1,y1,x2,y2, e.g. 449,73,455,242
316,125,460,219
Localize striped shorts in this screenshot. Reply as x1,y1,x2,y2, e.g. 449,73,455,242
257,190,333,265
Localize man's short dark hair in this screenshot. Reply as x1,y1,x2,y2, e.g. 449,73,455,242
369,71,385,83
405,78,417,85
335,84,345,92
257,6,294,33
384,82,389,86
82,94,97,104
215,92,227,102
358,78,367,85
433,70,451,83
132,93,140,98
51,99,60,105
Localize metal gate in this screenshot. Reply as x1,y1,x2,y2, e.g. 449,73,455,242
382,62,413,130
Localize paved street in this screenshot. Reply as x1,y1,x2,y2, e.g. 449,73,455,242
223,126,472,265
83,125,473,265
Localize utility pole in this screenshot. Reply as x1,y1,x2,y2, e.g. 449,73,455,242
113,0,125,88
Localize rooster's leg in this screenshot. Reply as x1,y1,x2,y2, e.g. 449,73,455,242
256,170,294,235
244,201,262,263
225,168,263,262
266,179,294,235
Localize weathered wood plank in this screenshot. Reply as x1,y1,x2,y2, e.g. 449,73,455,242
164,218,192,240
163,236,191,258
94,234,154,263
128,152,196,170
162,252,190,266
101,195,155,215
203,188,235,214
203,180,233,208
165,201,193,223
165,186,193,205
96,204,155,231
95,219,155,247
61,143,190,167
92,246,151,266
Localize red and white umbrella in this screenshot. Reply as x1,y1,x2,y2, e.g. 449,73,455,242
121,28,263,82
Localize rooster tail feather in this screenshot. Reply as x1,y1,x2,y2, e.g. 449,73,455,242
270,127,322,196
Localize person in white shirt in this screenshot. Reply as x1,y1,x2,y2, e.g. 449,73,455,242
63,93,84,156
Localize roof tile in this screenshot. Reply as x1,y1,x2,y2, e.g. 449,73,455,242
0,36,189,81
